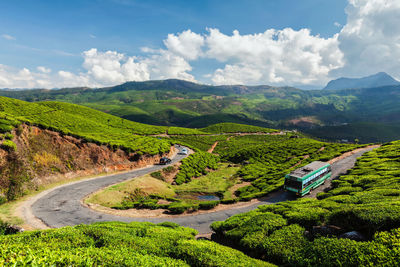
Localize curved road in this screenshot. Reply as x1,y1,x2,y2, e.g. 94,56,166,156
31,146,377,234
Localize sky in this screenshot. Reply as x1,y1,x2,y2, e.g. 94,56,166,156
0,0,399,89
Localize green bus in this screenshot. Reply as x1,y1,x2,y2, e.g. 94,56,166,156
284,161,331,196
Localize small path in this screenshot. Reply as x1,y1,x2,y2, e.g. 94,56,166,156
208,141,219,153
25,146,378,234
291,154,310,168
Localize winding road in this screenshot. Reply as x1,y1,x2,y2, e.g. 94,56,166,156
28,146,377,234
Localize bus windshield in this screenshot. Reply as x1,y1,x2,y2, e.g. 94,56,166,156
284,177,302,190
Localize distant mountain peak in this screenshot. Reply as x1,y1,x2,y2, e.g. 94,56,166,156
324,72,400,90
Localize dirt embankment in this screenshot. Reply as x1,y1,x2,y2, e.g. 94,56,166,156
0,124,173,198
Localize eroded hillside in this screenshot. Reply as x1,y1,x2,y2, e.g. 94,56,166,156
0,124,174,201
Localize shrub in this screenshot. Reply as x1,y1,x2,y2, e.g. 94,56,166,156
0,124,13,133
198,201,220,210
0,222,273,265
220,198,238,204
175,152,220,184
261,224,308,264
168,202,194,214
0,140,17,152
174,239,273,267
290,236,393,266
328,205,400,237
4,133,13,140
150,171,164,180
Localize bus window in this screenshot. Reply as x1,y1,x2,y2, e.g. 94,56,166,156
285,177,302,190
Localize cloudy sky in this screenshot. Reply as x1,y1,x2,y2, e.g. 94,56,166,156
0,0,399,89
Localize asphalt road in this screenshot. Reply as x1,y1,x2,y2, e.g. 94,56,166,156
31,146,377,234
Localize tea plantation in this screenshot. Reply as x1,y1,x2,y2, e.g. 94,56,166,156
0,97,209,155
211,140,400,266
201,123,278,134
104,134,364,215
0,221,273,266
177,134,364,200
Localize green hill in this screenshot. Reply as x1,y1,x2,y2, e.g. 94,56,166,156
201,123,278,134
212,141,400,266
0,97,208,155
2,80,400,142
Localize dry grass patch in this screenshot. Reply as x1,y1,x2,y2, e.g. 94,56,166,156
86,174,175,207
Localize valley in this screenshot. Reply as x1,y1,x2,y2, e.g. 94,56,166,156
2,78,400,143
0,91,399,266
2,0,400,265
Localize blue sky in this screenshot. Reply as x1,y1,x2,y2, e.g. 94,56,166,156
0,0,398,88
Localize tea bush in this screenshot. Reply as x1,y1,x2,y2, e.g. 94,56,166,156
0,140,17,152
212,141,400,266
175,152,220,184
0,221,273,266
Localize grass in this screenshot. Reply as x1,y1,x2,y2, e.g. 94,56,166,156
87,163,241,209
174,164,240,196
86,174,175,208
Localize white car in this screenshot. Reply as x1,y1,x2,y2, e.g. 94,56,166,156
179,148,188,155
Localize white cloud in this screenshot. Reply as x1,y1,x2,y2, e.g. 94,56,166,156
142,49,196,82
334,22,342,28
163,30,204,60
335,0,400,79
2,0,400,88
206,28,343,85
1,34,15,40
37,66,52,73
0,65,45,88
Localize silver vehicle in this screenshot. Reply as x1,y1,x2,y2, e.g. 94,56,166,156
179,148,188,155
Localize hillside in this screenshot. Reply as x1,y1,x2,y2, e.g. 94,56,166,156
324,72,400,90
0,95,399,266
0,97,209,202
2,79,400,142
212,140,400,266
0,221,273,266
0,96,283,203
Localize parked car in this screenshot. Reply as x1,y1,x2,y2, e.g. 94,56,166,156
159,157,172,165
179,148,188,155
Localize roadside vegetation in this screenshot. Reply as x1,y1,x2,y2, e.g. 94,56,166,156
213,134,364,200
211,140,400,266
175,152,219,184
87,163,240,214
0,221,273,266
89,133,363,214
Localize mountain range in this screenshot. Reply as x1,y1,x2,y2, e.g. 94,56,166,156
323,72,400,90
1,75,400,143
